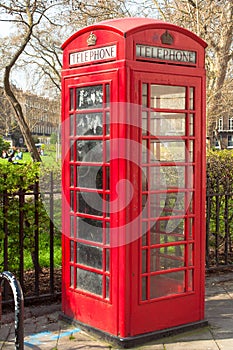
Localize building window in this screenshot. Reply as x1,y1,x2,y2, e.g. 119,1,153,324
228,135,233,148
218,117,223,131
229,118,233,131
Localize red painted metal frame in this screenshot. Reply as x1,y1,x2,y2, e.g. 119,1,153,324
61,18,207,339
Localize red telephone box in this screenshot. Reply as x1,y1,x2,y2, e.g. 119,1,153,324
61,18,207,346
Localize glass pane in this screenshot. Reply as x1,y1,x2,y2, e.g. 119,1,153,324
150,270,185,298
69,88,74,110
150,219,185,244
142,140,148,163
70,266,74,287
150,245,184,272
150,85,186,110
105,84,110,107
76,268,102,295
77,242,103,270
189,141,194,162
150,140,186,162
188,244,194,266
106,249,110,272
189,87,194,110
151,166,188,190
190,114,194,136
105,194,110,217
106,112,110,135
77,218,103,243
70,140,74,161
188,269,194,291
78,165,103,189
106,276,110,299
76,85,103,109
160,192,186,217
142,223,148,245
142,276,147,301
76,140,103,162
70,114,74,135
76,113,103,136
70,165,74,186
70,216,74,238
106,222,110,245
142,111,148,135
142,84,148,107
70,240,74,262
70,190,74,211
142,249,147,273
150,112,185,136
77,191,103,216
188,218,193,238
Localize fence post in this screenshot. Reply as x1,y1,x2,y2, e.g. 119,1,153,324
0,271,24,350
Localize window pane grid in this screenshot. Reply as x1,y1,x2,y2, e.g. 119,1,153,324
141,82,195,302
68,83,111,301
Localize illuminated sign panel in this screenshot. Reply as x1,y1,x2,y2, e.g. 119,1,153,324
136,44,196,64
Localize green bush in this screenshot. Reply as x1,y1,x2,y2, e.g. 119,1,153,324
0,161,61,273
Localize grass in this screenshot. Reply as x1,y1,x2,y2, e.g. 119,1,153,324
0,144,61,168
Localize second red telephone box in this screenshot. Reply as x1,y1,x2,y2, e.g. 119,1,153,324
61,17,207,347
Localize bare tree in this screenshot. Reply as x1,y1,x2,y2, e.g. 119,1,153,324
0,0,66,161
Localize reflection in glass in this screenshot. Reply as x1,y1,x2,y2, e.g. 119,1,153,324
150,245,184,272
76,113,103,136
150,270,185,298
106,112,110,135
77,218,103,242
76,140,103,162
76,85,103,109
150,140,186,162
150,112,186,136
77,242,102,270
76,268,102,295
150,85,186,109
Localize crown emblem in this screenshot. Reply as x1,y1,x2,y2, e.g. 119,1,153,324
161,30,174,45
87,32,97,46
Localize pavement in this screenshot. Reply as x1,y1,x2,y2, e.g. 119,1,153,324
1,271,233,349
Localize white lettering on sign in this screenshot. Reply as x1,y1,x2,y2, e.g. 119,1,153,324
136,44,196,64
70,45,117,65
